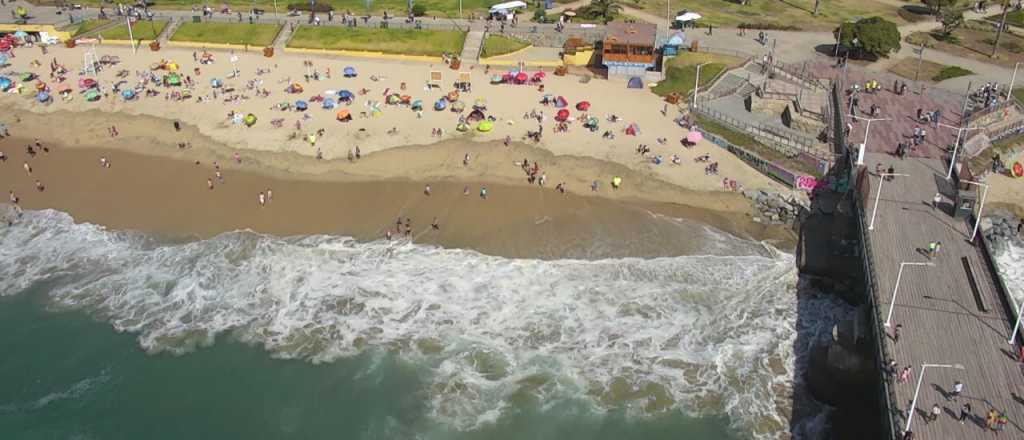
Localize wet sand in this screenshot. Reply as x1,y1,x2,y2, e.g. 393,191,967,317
0,141,795,259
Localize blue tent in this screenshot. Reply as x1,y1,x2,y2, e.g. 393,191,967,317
343,67,357,78
121,89,136,100
295,100,308,111
434,99,447,110
0,77,10,91
210,78,223,88
338,89,354,101
627,77,644,89
36,91,50,103
322,98,336,109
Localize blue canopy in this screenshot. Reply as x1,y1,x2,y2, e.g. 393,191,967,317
295,100,308,110
0,77,10,91
210,78,223,88
338,89,354,100
121,89,136,99
434,99,447,110
322,98,336,109
343,67,357,77
36,92,50,102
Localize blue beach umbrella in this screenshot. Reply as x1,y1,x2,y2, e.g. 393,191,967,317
322,98,336,109
295,100,308,111
36,91,50,102
210,78,223,88
338,89,354,101
0,77,11,91
343,67,357,77
121,89,136,100
434,99,446,110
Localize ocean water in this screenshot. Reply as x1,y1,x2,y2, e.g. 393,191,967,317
994,240,1024,309
0,209,849,440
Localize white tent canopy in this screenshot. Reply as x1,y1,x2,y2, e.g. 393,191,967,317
489,1,527,12
675,12,702,22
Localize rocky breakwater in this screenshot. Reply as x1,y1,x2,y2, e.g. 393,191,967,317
981,209,1024,252
743,188,811,226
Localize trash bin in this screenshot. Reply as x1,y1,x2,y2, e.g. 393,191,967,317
192,15,201,23
955,190,976,219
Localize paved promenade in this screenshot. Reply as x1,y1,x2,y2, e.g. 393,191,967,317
862,152,1024,439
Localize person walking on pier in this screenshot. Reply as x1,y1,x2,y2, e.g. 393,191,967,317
950,381,964,400
928,404,941,423
926,241,942,259
959,402,972,424
932,193,942,210
894,324,903,342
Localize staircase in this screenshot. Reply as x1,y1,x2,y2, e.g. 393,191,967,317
273,21,295,49
157,18,181,43
460,28,485,62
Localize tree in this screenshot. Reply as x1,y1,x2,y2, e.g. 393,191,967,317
922,0,957,14
584,0,622,24
834,17,901,59
939,8,964,37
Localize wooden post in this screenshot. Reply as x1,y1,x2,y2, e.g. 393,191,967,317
992,1,1011,58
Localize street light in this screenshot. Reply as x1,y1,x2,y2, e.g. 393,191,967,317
884,261,935,327
1009,62,1021,101
868,171,908,231
938,122,982,180
906,363,966,433
849,114,891,166
961,179,989,242
1009,299,1024,345
693,63,706,107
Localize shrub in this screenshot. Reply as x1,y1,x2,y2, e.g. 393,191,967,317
287,2,334,12
411,4,426,16
932,65,972,81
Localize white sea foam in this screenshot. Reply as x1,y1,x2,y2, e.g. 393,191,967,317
994,240,1024,308
0,369,110,414
0,209,847,439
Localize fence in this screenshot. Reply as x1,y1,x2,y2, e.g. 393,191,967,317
697,128,819,189
830,79,849,157
693,97,827,159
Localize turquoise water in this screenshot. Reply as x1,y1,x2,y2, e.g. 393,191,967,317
0,292,738,440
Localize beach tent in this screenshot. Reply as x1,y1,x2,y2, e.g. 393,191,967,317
295,100,308,111
36,91,50,103
473,98,487,110
556,108,570,122
411,99,423,111
210,78,223,88
165,73,182,86
576,101,590,111
554,96,568,108
467,109,486,122
434,99,447,111
675,12,702,22
451,100,465,112
343,67,357,78
627,77,644,89
322,98,336,109
244,113,257,127
686,131,703,143
626,122,640,136
456,122,469,132
477,120,494,132
85,89,100,101
338,89,354,102
121,89,136,100
336,109,352,121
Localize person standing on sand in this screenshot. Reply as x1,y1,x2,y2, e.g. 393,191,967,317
9,190,18,204
23,162,31,175
386,230,392,241
207,178,214,190
259,192,266,207
424,184,431,196
0,151,5,162
431,217,440,230
480,187,488,199
267,188,273,202
463,153,470,167
34,180,44,192
215,170,223,182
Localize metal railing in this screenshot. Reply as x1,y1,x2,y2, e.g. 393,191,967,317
692,97,827,158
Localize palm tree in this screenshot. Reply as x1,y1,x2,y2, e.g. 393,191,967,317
587,0,623,24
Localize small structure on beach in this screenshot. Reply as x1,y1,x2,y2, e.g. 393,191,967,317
563,37,595,66
601,22,657,77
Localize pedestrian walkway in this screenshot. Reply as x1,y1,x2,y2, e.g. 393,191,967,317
460,27,485,62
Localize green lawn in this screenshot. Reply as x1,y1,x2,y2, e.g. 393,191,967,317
39,0,497,18
71,18,111,37
623,0,906,31
993,10,1024,28
287,26,466,56
693,114,823,176
651,52,743,97
170,22,281,46
932,65,973,81
1013,88,1024,105
481,34,529,57
99,20,168,41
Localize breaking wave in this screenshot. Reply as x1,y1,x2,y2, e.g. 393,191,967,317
0,208,844,439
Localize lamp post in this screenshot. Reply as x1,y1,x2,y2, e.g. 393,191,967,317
884,261,935,327
125,15,136,54
938,123,982,180
849,114,891,166
868,172,908,231
1008,61,1021,101
961,180,989,242
907,363,966,433
693,63,706,107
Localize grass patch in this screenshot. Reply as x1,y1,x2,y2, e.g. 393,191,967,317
35,0,497,18
99,20,167,41
71,18,110,37
693,114,823,177
481,34,529,57
887,57,947,82
897,5,933,23
907,24,1024,68
992,10,1024,28
651,51,744,97
932,65,973,81
170,22,280,46
287,26,465,57
626,0,905,32
1013,88,1024,105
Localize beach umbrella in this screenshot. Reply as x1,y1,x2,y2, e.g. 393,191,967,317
210,78,223,88
0,77,10,91
456,122,469,132
343,66,357,77
36,91,50,103
612,176,622,189
490,75,504,84
473,98,487,109
556,109,570,121
20,72,34,82
477,120,494,132
14,7,26,18
13,30,27,39
295,100,308,111
322,98,336,109
35,81,46,91
686,131,703,143
338,89,354,101
411,99,423,111
446,90,460,102
79,78,96,89
387,93,401,105
84,89,100,101
289,83,304,93
451,100,465,112
675,12,702,22
336,109,352,121
434,99,447,111
0,54,8,66
585,116,598,127
515,72,528,83
121,89,136,100
554,96,568,108
576,101,590,111
0,41,10,51
166,73,181,86
244,113,257,127
400,95,412,105
532,71,546,80
467,109,485,122
166,62,179,71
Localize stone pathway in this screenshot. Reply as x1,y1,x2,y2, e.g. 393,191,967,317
460,27,486,62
